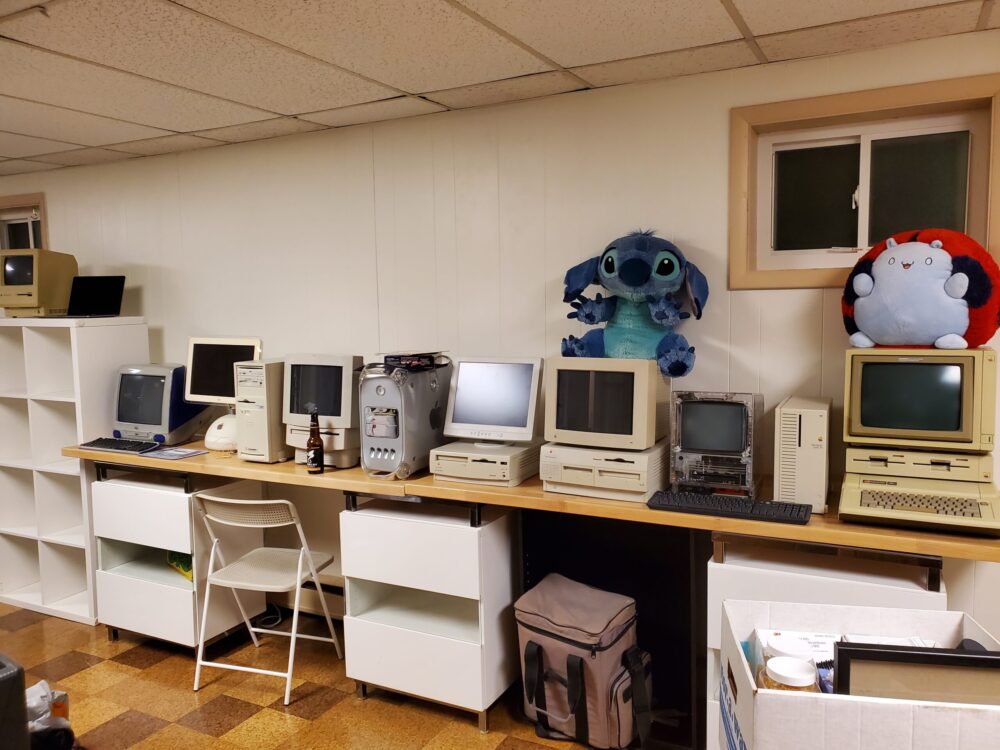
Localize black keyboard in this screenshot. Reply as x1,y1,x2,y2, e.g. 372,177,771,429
648,490,812,525
79,437,160,454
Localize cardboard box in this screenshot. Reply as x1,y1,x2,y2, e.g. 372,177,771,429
720,600,1000,750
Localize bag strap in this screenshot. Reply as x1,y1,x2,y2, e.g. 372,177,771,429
624,647,652,747
566,654,589,746
523,641,552,736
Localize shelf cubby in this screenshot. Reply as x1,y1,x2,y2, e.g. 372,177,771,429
36,472,85,548
29,399,80,473
99,538,193,591
0,397,32,468
0,534,42,607
0,467,37,539
23,326,75,401
40,542,88,617
0,327,26,397
349,579,481,643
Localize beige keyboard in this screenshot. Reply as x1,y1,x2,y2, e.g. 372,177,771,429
860,490,982,518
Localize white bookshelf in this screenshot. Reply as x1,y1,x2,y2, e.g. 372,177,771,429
0,318,148,624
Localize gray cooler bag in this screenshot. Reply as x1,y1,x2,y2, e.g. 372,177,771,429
515,573,652,749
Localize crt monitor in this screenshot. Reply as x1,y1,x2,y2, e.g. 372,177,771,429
677,399,747,454
0,249,78,316
843,347,997,453
283,354,363,429
113,364,210,445
444,357,542,443
544,356,669,450
185,337,262,405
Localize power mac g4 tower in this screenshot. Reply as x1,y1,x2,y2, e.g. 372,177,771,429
359,353,453,479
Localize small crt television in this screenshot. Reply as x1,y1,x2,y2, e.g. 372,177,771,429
843,348,996,453
544,357,669,450
113,364,211,445
0,249,78,316
444,357,542,443
672,391,762,494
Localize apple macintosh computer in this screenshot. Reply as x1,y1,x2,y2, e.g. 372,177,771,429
0,248,78,317
430,357,543,487
838,347,1000,536
282,355,363,468
185,337,262,451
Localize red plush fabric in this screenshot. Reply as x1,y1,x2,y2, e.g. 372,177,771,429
842,229,1000,348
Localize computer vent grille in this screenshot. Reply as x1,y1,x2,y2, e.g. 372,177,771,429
776,411,800,502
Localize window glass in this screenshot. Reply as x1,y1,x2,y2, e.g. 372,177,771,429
4,221,30,249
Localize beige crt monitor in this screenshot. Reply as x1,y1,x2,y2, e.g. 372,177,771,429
0,248,78,316
544,357,669,450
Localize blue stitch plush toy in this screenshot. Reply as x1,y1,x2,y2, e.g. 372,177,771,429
561,230,709,377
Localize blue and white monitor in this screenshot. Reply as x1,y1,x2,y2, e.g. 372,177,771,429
113,364,212,445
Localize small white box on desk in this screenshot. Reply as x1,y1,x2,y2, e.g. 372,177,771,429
719,600,1000,750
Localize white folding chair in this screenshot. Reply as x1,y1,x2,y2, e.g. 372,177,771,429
192,493,343,705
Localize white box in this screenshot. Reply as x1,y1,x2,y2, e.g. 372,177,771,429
720,600,1000,750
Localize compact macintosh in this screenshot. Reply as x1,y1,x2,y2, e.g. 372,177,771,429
112,364,213,445
839,347,1000,536
0,248,78,317
185,337,262,451
282,354,363,468
430,357,543,487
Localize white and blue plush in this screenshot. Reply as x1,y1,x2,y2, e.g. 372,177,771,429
850,237,971,349
561,230,708,377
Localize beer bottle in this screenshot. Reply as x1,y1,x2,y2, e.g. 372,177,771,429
306,410,324,474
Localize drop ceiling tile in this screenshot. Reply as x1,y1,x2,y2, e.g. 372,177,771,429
0,0,395,114
0,130,80,158
0,96,171,147
426,71,583,109
299,97,446,128
758,2,981,62
193,117,326,143
0,39,270,131
573,40,758,87
732,0,965,36
0,159,59,176
107,134,222,156
458,0,742,67
32,148,137,166
177,0,550,92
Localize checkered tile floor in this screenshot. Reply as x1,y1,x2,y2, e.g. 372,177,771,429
0,603,584,749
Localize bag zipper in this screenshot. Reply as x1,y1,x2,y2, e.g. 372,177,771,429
518,616,637,658
516,602,635,639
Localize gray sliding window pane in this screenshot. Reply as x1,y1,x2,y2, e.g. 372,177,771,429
5,222,30,249
868,131,969,244
774,143,860,251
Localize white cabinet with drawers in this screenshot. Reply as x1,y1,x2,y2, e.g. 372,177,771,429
341,500,517,725
93,474,265,647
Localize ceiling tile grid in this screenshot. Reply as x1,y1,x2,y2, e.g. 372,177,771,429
0,0,995,176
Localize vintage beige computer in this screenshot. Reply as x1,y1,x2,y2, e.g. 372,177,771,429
0,248,78,317
838,347,1000,535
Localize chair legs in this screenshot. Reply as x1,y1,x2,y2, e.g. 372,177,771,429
232,589,260,648
284,554,305,705
306,561,343,660
193,578,213,693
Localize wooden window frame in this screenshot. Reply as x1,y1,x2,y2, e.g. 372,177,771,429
0,192,48,249
729,74,1000,290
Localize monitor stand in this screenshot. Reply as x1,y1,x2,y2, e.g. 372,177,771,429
474,440,513,449
204,408,238,452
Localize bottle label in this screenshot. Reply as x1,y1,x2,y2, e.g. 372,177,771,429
306,447,323,470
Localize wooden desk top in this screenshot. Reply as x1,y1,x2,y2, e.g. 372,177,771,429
65,445,1000,563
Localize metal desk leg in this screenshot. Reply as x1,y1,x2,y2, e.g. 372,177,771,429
356,681,368,699
345,492,358,512
470,504,483,528
106,626,119,642
478,709,489,733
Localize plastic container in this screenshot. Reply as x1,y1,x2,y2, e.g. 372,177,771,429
757,656,820,692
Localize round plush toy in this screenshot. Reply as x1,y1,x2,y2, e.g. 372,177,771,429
842,229,1000,349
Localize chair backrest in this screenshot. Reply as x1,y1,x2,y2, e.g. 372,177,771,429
195,493,298,530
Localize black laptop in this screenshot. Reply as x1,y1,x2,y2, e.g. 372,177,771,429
63,275,126,317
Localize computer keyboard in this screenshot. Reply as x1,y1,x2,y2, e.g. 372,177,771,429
860,490,981,518
79,437,161,454
648,489,813,525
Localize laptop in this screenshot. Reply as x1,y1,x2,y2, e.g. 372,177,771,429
61,275,126,317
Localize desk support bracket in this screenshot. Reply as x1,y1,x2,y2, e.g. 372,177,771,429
344,491,484,528
94,461,194,493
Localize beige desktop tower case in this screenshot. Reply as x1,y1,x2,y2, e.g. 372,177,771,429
236,360,291,463
774,396,830,513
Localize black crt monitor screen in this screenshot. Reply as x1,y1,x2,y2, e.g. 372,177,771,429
290,364,343,417
859,362,963,431
555,370,635,435
188,343,258,399
67,276,126,316
680,401,747,453
117,374,166,425
3,255,33,285
451,362,535,428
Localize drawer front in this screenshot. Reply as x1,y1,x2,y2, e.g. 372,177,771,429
93,481,192,553
345,616,484,711
96,571,196,646
340,512,481,599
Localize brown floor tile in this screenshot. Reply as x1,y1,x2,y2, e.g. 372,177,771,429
76,708,168,750
31,649,104,682
97,674,222,722
487,698,587,750
0,602,19,617
0,607,48,631
496,738,553,750
220,707,309,750
177,694,262,737
224,672,305,707
132,722,240,750
111,641,181,670
422,722,507,749
57,660,140,698
68,695,129,736
269,681,348,720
